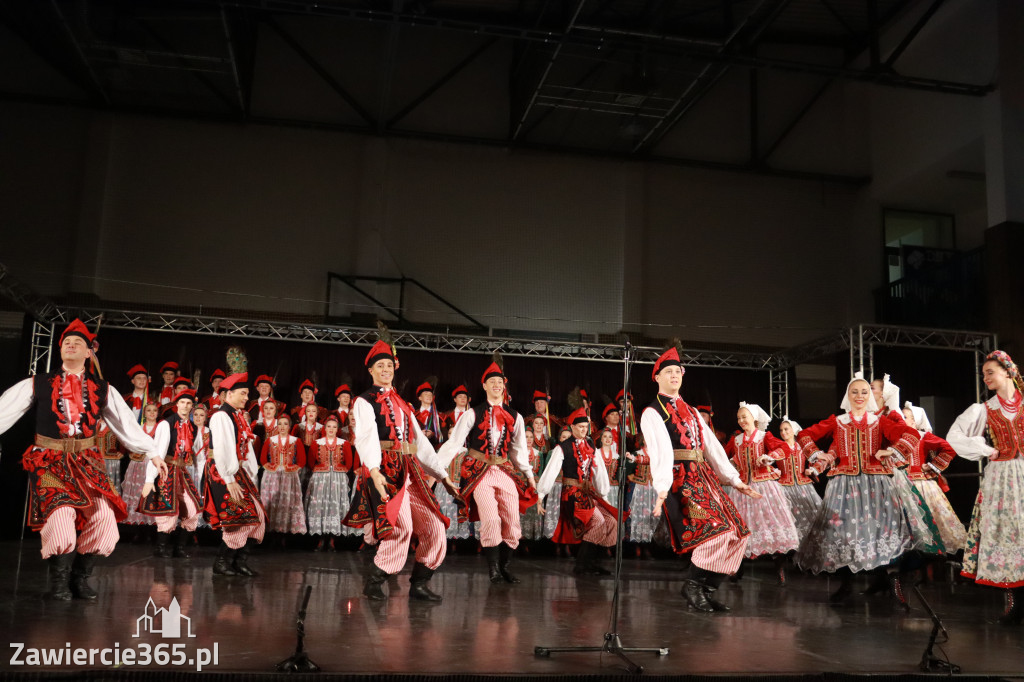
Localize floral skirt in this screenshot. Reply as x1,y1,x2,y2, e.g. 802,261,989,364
305,470,351,536
781,483,823,542
629,484,658,542
121,460,155,525
962,457,1024,588
913,479,967,553
104,459,122,492
261,470,307,534
435,483,473,539
889,468,944,554
728,480,800,558
543,482,562,539
520,503,544,540
795,473,913,574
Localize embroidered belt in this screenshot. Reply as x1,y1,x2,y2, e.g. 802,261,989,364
34,435,98,453
380,440,418,455
673,449,704,463
467,449,507,466
562,477,592,489
129,452,146,462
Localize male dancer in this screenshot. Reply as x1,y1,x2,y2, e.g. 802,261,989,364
204,372,266,577
345,338,460,601
0,320,164,600
640,346,760,612
438,361,538,583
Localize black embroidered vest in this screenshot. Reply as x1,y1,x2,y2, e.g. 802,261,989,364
466,402,520,458
33,371,109,439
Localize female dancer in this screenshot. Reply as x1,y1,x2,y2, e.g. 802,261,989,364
946,350,1024,624
292,403,322,489
260,412,308,542
121,402,160,529
543,426,573,556
726,402,800,585
625,437,657,556
597,428,621,507
795,373,923,607
519,429,546,544
305,414,352,551
902,401,966,554
770,418,822,547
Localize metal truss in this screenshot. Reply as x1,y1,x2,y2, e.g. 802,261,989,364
10,294,996,415
28,320,54,376
0,262,61,325
769,368,789,420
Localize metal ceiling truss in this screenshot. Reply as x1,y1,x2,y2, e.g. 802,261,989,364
16,300,993,418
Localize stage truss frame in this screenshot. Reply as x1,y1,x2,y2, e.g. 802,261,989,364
10,303,994,418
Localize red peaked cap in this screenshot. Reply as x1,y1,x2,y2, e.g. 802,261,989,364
602,403,619,420
173,376,192,388
126,364,148,378
254,374,274,387
481,362,504,384
532,390,549,401
160,361,179,374
451,385,469,398
697,405,714,415
365,340,396,368
615,389,633,402
172,388,196,404
298,379,317,394
652,347,684,381
335,384,352,397
210,369,227,381
567,407,590,425
60,319,95,346
220,373,248,391
416,382,434,397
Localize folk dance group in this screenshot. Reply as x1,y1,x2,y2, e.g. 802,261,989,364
0,321,1022,626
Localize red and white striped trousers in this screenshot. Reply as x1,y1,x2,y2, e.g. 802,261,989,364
473,467,522,549
582,504,618,547
692,529,748,575
374,475,447,573
154,491,202,534
222,499,267,550
40,496,119,559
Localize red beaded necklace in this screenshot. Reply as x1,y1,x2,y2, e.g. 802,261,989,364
997,390,1022,414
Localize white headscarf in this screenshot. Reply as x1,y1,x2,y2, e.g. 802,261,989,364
840,371,880,413
878,373,901,413
903,401,933,433
738,401,771,431
781,415,802,435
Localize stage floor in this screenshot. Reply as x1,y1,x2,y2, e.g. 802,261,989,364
0,539,1021,677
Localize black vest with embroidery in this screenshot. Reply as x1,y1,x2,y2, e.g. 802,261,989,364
561,438,596,480
647,394,704,450
466,402,520,457
163,414,195,462
33,371,109,439
359,386,414,441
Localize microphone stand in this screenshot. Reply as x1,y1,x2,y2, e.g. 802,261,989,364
534,342,670,674
911,584,960,673
275,585,320,672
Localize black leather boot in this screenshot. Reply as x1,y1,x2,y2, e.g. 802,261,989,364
363,566,389,600
483,546,504,583
702,570,730,612
999,588,1023,625
573,542,594,575
887,571,910,611
829,570,854,603
586,542,612,576
684,579,714,611
70,553,98,600
409,562,442,601
498,543,521,584
213,541,238,576
861,568,888,595
233,540,259,577
173,528,193,558
47,553,74,601
154,532,173,558
773,554,787,587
